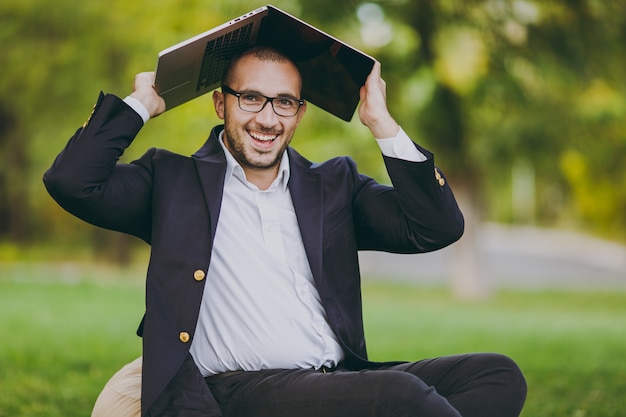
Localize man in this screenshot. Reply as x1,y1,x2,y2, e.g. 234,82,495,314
44,46,526,417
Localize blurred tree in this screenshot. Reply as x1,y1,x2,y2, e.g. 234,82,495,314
0,0,235,255
0,103,27,241
300,0,626,295
1,0,624,267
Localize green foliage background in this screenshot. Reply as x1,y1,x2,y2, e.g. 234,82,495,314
1,0,625,252
1,3,625,416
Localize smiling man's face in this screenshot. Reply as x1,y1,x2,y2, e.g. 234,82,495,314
213,52,306,178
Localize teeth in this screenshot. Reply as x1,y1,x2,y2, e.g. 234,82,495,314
250,131,277,142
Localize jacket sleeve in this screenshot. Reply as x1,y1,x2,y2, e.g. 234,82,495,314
352,144,464,253
43,92,154,243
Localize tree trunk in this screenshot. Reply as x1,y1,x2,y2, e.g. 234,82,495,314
449,183,492,300
0,104,29,243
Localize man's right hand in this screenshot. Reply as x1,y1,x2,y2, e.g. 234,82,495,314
130,72,166,118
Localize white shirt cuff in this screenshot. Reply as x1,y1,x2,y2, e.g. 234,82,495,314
123,96,150,124
376,127,427,162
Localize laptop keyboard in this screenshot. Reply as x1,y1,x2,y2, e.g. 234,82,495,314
196,24,254,91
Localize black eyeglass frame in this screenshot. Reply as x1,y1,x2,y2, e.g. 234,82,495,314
221,85,305,117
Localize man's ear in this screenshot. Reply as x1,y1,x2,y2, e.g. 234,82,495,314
213,90,225,120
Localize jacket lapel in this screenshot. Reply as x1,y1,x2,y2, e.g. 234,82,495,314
191,126,227,241
190,133,325,288
287,148,325,289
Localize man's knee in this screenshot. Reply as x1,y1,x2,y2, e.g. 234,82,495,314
471,353,527,414
371,371,462,417
91,357,142,417
482,353,527,398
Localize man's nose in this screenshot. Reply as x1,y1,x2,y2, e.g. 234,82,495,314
255,100,280,125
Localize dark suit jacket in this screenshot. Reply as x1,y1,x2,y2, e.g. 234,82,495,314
44,93,464,416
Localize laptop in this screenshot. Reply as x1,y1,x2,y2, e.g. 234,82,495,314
154,5,375,121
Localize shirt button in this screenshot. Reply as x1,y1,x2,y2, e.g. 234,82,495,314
179,332,190,343
193,270,206,281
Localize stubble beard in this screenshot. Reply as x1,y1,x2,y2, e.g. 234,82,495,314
223,123,290,172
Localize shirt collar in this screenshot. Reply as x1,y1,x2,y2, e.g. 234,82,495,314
218,130,290,192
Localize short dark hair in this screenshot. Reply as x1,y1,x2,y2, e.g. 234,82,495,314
221,46,302,91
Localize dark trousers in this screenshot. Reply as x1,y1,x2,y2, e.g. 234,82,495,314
205,353,527,417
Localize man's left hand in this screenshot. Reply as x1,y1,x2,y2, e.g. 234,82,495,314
358,61,400,139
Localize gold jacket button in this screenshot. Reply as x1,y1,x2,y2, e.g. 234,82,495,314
438,178,446,187
193,269,205,281
179,332,190,343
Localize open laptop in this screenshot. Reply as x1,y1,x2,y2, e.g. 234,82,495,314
154,5,375,121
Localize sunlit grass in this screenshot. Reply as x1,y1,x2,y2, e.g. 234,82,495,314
1,263,624,417
0,264,144,417
362,281,626,417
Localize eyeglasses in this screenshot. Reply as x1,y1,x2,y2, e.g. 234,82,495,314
222,85,305,117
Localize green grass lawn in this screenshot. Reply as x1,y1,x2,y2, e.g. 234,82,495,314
1,262,625,417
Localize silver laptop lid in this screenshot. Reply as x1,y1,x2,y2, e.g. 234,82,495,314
154,5,374,121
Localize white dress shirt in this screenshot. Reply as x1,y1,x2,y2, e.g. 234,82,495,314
189,132,345,375
123,97,427,375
